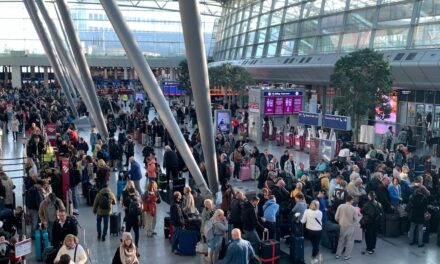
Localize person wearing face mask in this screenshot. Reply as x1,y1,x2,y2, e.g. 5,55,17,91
54,234,87,264
112,232,139,264
170,191,186,254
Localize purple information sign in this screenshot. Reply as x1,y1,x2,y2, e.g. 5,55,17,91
293,96,302,113
264,97,275,114
274,97,284,115
284,97,293,114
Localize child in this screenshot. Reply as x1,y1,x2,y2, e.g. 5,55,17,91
12,207,23,237
8,237,21,264
117,172,128,201
296,162,305,179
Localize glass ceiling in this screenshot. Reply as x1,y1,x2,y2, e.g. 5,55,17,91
0,0,222,57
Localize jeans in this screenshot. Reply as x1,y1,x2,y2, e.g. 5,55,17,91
28,209,39,239
126,218,140,247
70,186,78,210
234,162,240,179
243,229,261,254
47,221,54,244
171,226,182,252
365,223,377,251
96,215,109,238
408,222,424,246
308,229,322,258
133,180,142,195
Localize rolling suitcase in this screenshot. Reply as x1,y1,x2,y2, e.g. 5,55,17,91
354,224,363,242
260,230,280,264
43,246,58,264
35,226,50,261
239,165,251,181
164,216,171,239
178,229,198,255
110,212,122,236
290,235,304,263
87,185,98,206
385,214,400,237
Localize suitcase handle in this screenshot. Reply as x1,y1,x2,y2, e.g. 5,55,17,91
262,229,269,241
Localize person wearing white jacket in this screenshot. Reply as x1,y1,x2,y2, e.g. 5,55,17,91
54,234,88,264
301,200,323,264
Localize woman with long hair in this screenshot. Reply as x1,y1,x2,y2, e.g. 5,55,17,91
112,232,139,264
142,181,160,237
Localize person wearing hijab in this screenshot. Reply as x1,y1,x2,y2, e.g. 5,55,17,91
112,232,139,264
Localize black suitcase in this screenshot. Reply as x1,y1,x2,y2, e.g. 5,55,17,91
385,214,400,237
164,216,171,239
87,186,98,206
110,212,121,236
259,231,280,264
290,235,305,264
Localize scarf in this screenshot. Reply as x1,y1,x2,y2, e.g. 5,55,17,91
119,245,138,264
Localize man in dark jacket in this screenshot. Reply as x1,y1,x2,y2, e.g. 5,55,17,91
375,176,392,213
280,149,289,172
25,179,45,239
361,191,382,254
258,163,274,189
170,191,185,254
52,209,78,249
163,146,179,186
229,191,245,231
241,196,266,254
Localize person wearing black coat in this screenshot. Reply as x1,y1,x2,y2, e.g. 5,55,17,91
361,191,382,254
229,192,245,231
170,192,185,254
241,197,266,254
408,186,429,247
217,153,229,184
375,177,392,213
52,209,78,249
162,146,179,186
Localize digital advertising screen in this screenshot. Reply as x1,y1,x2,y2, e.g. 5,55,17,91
375,94,397,134
263,91,302,115
216,110,231,133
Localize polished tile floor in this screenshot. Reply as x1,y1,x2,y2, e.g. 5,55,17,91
2,116,440,264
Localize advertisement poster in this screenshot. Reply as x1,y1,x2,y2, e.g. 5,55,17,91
309,138,320,166
248,89,261,113
274,97,284,115
61,158,70,203
216,110,231,133
375,95,397,134
264,97,275,115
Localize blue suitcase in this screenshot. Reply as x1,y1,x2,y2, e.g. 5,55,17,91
35,227,50,261
290,235,304,263
178,229,198,255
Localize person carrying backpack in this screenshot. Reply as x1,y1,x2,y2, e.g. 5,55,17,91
123,188,142,247
93,183,116,242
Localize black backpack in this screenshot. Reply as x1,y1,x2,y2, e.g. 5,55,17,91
99,193,111,210
128,198,141,217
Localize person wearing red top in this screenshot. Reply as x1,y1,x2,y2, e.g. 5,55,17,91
232,117,239,134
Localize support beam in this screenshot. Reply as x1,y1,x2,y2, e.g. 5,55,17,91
34,0,107,138
11,66,21,89
178,0,219,197
55,0,107,130
23,0,79,118
99,0,211,199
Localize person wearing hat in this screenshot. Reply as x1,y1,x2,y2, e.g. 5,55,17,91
38,192,65,244
54,234,87,264
111,232,139,264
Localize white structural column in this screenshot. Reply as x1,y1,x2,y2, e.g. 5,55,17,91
23,0,79,118
43,66,49,88
124,67,128,80
55,0,108,137
104,68,108,79
34,0,107,137
99,0,211,199
178,0,219,196
11,66,21,89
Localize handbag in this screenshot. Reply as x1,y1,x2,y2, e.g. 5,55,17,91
218,237,228,260
196,242,208,254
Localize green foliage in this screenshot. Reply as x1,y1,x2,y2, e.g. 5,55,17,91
177,59,192,97
330,49,393,131
208,63,254,90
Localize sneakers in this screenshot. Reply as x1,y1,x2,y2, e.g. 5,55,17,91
335,255,340,259
344,256,351,260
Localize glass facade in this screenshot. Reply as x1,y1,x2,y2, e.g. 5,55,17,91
214,0,440,60
0,1,218,57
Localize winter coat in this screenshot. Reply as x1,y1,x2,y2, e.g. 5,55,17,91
163,150,178,169
93,187,116,216
241,201,264,233
409,190,428,224
128,161,142,181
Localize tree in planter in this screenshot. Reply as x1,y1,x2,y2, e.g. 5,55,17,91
330,48,393,143
177,59,193,106
230,65,255,108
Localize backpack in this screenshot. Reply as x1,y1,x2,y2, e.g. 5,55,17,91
126,141,134,154
203,218,214,241
99,193,111,210
0,180,6,198
374,201,383,222
66,215,79,236
128,198,141,217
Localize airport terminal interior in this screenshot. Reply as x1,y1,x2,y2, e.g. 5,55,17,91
0,0,440,264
